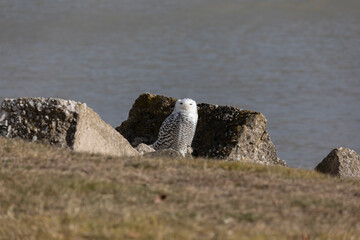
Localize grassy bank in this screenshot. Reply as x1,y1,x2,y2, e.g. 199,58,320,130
1,137,360,240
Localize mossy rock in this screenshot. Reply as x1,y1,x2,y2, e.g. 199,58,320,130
116,93,177,146
116,93,286,166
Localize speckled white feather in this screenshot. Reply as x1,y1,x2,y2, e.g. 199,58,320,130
152,98,198,156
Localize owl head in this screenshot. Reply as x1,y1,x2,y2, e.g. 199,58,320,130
174,98,197,114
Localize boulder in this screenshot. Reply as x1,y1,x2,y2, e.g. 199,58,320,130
117,93,177,147
0,98,139,157
116,93,285,166
315,147,360,178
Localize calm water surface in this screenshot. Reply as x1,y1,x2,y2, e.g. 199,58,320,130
1,0,359,168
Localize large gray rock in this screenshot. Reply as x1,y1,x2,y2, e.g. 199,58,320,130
116,93,285,166
0,98,139,157
315,147,360,178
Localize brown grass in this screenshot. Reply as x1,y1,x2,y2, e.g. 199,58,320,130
1,137,360,240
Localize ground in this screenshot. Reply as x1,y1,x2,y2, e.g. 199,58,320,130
1,137,360,240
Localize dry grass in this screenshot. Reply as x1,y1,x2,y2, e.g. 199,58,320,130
1,137,360,240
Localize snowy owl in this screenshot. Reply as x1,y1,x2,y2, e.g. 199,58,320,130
152,98,198,156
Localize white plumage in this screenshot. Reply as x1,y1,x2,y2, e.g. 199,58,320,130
152,98,198,156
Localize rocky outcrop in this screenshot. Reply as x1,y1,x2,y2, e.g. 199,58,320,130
315,147,360,178
0,98,139,157
116,93,285,166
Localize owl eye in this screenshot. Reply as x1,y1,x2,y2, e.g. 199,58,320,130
180,102,183,105
189,103,192,105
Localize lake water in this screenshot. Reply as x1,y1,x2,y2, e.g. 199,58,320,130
1,0,359,168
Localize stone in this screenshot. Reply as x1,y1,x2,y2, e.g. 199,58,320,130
116,93,177,147
0,97,139,158
135,142,183,159
315,147,360,178
144,148,183,159
116,93,285,166
136,143,155,155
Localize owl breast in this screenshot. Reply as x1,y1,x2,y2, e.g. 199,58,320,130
153,112,197,156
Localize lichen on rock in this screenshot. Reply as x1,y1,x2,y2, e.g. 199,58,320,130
0,97,79,148
315,147,360,178
0,97,139,158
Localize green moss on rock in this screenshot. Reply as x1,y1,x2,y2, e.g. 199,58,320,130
116,93,176,146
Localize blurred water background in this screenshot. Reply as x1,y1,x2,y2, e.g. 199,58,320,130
0,0,359,168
